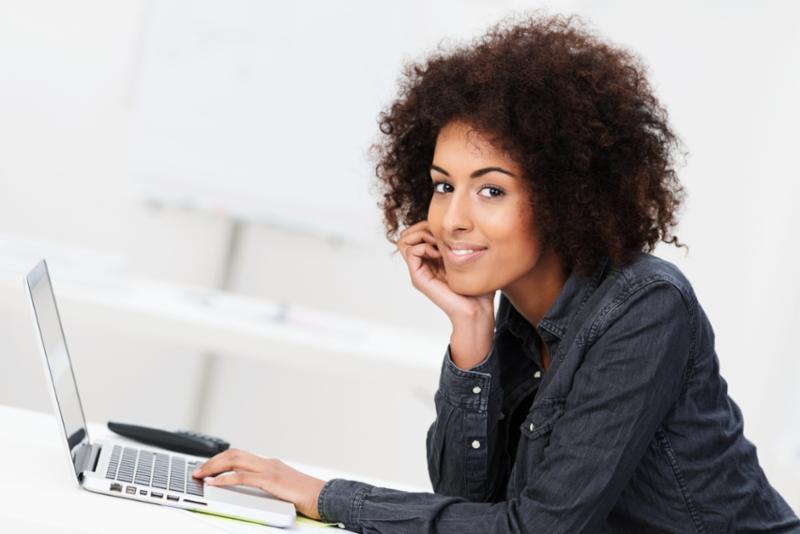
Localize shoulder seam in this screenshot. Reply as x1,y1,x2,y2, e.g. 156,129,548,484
584,275,696,347
582,276,699,394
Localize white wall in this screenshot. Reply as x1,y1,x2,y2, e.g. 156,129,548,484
0,0,797,508
0,0,451,490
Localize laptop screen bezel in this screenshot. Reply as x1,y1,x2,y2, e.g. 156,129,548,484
25,259,92,480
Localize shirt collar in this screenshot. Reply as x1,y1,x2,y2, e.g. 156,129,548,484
496,255,610,343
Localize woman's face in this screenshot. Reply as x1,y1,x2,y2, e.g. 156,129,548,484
427,120,546,296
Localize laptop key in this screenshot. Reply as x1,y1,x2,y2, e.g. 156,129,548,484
116,447,137,483
151,453,170,488
169,457,186,493
186,465,204,497
134,451,154,486
105,446,122,479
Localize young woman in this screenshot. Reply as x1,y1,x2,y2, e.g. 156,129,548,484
191,12,800,532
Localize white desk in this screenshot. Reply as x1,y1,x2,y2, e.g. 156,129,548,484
0,404,428,533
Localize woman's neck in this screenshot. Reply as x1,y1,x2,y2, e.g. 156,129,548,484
501,247,570,332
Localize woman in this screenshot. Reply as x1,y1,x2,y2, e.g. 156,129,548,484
191,12,800,532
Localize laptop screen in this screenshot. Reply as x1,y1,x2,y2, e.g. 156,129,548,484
26,260,90,479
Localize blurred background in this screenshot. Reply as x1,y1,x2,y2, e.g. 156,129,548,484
0,0,797,509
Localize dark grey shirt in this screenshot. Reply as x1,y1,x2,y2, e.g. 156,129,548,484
317,252,799,532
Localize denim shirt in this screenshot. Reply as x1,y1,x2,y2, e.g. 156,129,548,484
318,252,800,533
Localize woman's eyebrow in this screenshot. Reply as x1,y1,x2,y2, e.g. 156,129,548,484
430,164,516,178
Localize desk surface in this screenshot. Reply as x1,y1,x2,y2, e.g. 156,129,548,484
0,403,427,533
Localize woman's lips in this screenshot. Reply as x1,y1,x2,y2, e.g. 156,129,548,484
445,246,488,266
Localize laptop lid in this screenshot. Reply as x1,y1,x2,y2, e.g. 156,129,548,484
25,259,93,481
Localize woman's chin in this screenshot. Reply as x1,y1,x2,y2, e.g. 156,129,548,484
446,274,494,297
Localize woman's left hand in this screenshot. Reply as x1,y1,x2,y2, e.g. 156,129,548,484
191,448,327,520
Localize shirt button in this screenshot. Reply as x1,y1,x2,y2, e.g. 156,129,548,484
472,385,482,394
471,440,481,449
529,423,535,431
533,370,542,379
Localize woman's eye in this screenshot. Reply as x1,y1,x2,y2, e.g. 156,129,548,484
432,181,504,198
479,186,505,198
432,181,452,194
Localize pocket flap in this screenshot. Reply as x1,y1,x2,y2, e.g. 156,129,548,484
519,398,566,439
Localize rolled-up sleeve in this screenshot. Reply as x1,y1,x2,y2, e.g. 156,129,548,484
318,282,693,533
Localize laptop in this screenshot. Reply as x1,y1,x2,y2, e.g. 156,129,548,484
24,259,296,528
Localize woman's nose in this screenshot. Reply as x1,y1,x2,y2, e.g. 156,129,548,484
441,192,473,233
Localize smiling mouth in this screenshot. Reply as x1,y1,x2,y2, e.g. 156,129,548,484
445,246,487,266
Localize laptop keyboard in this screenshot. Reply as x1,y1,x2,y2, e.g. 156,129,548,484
104,445,204,497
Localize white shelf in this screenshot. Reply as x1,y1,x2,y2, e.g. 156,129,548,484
0,252,443,373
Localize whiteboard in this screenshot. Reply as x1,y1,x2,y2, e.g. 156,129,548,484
126,0,573,245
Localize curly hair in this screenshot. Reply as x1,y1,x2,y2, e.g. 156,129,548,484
369,10,689,278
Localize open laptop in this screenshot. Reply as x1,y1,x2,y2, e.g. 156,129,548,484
24,259,296,528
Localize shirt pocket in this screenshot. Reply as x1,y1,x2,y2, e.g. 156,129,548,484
509,397,566,496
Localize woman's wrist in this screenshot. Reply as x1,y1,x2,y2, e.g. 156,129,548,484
449,314,495,370
305,478,326,520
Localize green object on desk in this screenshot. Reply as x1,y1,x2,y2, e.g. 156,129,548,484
187,507,341,528
295,516,341,528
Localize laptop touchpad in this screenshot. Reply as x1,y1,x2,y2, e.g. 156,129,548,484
205,484,296,513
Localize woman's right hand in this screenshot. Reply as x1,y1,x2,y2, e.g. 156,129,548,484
396,220,496,367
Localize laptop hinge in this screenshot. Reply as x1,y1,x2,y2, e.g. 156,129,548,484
76,442,102,476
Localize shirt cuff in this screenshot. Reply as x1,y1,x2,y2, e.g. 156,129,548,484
317,478,373,530
438,343,499,412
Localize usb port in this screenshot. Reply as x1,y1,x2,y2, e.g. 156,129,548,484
125,486,136,495
166,495,179,502
110,483,122,492
151,492,163,499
